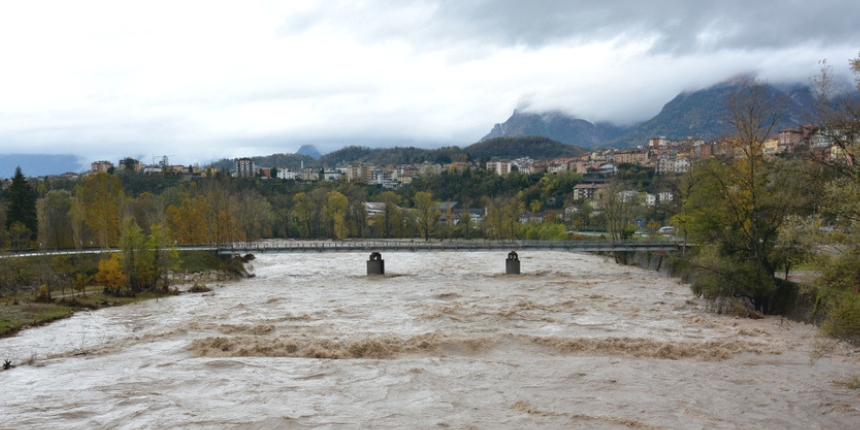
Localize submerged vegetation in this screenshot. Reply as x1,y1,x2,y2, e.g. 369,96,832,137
0,251,226,337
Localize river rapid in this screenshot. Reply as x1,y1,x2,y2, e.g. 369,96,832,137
1,251,858,429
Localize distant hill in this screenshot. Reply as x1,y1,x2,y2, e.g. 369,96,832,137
481,110,634,149
604,80,816,148
296,145,322,159
209,153,316,173
316,138,587,166
208,137,587,173
464,136,586,160
0,154,83,178
318,146,467,167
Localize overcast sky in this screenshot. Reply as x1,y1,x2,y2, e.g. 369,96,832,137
1,0,859,167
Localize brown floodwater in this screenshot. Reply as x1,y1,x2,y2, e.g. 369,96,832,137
1,251,858,428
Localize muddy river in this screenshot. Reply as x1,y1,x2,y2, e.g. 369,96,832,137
1,252,858,429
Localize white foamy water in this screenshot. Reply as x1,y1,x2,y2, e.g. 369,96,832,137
2,251,858,429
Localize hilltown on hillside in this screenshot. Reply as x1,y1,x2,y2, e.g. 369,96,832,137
2,123,850,232
51,123,841,207
73,123,845,184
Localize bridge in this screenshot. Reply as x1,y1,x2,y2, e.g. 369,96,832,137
1,239,685,259
214,239,684,255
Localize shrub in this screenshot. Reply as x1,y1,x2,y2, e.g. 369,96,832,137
821,292,860,343
34,285,52,303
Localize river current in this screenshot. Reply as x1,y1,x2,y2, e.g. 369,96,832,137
1,251,858,428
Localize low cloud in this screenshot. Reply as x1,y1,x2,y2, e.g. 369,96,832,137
0,1,858,165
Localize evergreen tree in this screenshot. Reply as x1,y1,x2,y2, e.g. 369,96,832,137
4,167,38,240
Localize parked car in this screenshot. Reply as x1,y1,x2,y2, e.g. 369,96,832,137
657,226,676,235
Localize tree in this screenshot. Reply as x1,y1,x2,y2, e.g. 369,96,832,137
457,211,473,239
120,216,153,293
413,191,440,241
166,186,210,245
94,254,127,295
323,190,349,239
201,176,239,244
235,189,274,241
76,172,124,248
346,189,368,238
674,79,801,313
147,223,178,290
4,167,38,243
292,192,315,238
483,195,522,240
114,217,177,294
801,54,860,340
598,179,639,241
37,190,75,249
129,192,166,236
378,191,402,238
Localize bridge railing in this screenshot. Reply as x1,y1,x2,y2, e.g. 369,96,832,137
218,239,683,253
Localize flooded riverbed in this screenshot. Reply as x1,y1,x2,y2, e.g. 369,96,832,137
2,252,858,428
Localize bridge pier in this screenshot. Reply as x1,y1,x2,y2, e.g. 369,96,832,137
506,251,520,275
367,252,384,275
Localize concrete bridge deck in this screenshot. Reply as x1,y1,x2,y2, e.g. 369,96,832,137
216,239,684,254
2,239,685,259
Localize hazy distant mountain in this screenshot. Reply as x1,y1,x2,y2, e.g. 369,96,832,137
604,80,816,148
481,110,633,149
0,154,83,178
296,145,322,159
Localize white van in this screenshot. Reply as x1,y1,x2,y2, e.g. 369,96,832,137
658,226,675,235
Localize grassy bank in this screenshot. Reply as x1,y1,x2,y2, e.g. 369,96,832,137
0,250,227,337
1,290,164,337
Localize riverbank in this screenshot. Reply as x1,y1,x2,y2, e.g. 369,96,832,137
0,251,239,338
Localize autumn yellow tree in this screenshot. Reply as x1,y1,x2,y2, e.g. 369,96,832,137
324,190,349,239
201,177,240,244
166,185,210,245
76,172,124,248
94,254,127,295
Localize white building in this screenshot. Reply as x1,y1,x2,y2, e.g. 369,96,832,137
277,167,297,180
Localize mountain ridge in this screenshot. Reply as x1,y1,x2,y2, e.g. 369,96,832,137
483,80,819,149
481,110,634,148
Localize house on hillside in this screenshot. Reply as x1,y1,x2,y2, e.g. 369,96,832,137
573,183,606,201
91,160,113,173
322,169,342,181
276,167,297,180
486,160,512,175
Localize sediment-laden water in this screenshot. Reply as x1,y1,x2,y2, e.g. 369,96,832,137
1,252,858,428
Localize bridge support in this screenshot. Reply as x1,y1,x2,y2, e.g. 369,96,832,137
367,252,384,275
506,251,520,275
